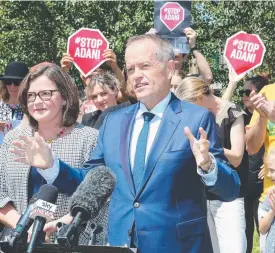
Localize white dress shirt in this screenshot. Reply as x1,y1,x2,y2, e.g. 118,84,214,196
130,92,218,186
46,92,218,185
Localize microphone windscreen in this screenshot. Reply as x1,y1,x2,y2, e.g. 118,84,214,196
36,184,59,204
69,166,116,221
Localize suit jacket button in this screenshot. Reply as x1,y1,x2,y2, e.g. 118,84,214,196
134,202,140,208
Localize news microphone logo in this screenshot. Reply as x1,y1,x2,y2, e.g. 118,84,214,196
30,199,57,221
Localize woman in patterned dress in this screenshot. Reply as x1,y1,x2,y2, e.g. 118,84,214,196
0,64,107,245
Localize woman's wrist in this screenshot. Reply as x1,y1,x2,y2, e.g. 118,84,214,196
228,81,238,87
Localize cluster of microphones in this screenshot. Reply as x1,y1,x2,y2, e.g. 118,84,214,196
0,166,116,253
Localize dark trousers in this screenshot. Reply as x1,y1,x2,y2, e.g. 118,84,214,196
244,195,260,253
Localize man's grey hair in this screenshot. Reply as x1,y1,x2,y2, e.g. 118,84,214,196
126,34,175,62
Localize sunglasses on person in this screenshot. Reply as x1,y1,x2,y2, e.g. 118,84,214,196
239,89,253,97
26,90,59,103
4,80,21,86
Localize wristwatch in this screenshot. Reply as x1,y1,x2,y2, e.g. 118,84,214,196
199,153,216,174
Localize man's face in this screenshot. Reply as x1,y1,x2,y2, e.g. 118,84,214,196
125,39,175,110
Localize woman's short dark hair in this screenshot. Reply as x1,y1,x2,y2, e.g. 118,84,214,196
245,73,270,92
86,71,119,98
19,64,79,129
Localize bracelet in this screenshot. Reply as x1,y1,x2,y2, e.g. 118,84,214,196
199,153,215,174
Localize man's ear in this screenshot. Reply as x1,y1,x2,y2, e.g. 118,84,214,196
167,60,175,79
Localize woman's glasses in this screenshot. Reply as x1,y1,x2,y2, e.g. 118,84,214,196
26,90,59,103
239,89,253,97
4,80,21,86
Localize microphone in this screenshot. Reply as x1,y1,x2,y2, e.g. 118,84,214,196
57,166,115,248
0,195,38,253
26,184,58,253
9,194,38,242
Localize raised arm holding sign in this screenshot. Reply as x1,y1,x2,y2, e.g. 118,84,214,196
67,28,109,78
224,31,266,76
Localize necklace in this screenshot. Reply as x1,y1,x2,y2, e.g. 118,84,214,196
44,127,66,143
32,127,67,144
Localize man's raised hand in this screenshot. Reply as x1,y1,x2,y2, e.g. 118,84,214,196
184,127,212,171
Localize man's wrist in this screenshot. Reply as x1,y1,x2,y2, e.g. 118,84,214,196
199,153,215,174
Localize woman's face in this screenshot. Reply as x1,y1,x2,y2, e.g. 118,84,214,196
5,80,21,100
88,84,117,111
27,75,65,125
242,81,257,110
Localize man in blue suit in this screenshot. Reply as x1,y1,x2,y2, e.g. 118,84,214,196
13,34,240,253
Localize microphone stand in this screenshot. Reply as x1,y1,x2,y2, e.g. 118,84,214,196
88,223,103,246
56,212,83,248
0,227,29,253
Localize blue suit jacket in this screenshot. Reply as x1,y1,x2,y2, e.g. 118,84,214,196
54,96,240,253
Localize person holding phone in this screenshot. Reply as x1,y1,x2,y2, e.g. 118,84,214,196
0,61,29,144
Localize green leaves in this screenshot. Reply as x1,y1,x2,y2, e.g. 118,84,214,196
0,1,274,93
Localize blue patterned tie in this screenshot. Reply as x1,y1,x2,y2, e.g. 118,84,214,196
133,112,155,191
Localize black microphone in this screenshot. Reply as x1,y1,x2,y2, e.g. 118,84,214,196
9,194,38,242
26,184,58,253
57,166,116,248
0,195,38,253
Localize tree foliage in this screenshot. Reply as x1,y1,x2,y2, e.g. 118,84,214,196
193,1,275,86
0,1,274,92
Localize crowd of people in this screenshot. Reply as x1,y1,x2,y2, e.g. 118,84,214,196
0,26,274,253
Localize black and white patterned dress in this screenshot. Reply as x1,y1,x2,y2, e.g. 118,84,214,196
0,123,109,245
0,100,24,144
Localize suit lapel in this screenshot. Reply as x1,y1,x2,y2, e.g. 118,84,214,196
135,96,182,197
120,104,138,196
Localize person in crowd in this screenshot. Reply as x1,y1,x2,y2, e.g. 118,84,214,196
245,80,275,253
81,71,119,128
175,76,247,253
0,64,107,244
147,27,213,92
259,148,275,253
91,66,137,130
222,70,269,253
172,28,213,90
61,49,126,114
0,61,29,144
11,34,240,253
